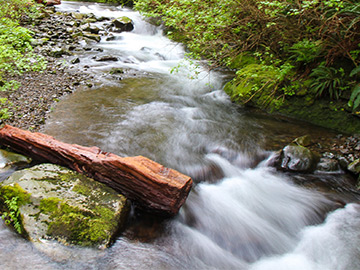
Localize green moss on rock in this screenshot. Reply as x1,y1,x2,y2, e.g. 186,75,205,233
0,164,129,248
0,183,31,206
225,76,360,134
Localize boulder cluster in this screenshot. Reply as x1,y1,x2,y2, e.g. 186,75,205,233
27,7,134,61
5,6,136,131
269,135,360,183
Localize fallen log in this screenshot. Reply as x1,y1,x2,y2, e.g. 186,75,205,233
0,125,192,216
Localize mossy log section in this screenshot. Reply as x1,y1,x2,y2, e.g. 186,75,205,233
0,125,192,216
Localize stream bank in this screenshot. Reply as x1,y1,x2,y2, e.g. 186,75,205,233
1,2,360,269
2,4,360,178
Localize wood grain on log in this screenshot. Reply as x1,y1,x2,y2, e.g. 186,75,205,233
0,125,193,216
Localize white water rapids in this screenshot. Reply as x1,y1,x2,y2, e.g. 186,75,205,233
1,1,360,269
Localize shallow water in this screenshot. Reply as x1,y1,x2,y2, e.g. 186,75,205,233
1,2,360,269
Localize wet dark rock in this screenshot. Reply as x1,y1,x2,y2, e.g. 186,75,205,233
338,156,349,170
276,144,320,173
94,55,118,62
106,34,116,41
315,158,341,174
110,17,134,32
71,57,80,64
83,33,101,42
110,68,125,74
89,25,100,34
36,0,61,6
80,23,91,32
48,47,71,58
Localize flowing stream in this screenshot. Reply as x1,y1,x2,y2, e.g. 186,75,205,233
1,2,360,269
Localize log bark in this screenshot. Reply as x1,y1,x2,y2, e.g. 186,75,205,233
0,125,192,216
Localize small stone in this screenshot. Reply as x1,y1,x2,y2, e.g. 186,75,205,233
315,158,340,173
106,34,116,41
348,159,360,174
71,57,80,64
71,12,83,20
338,156,349,170
83,33,101,42
293,135,312,147
94,55,118,62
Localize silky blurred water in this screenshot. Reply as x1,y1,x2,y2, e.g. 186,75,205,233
1,2,360,270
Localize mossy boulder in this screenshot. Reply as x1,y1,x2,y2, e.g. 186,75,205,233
110,17,134,32
270,143,320,173
0,164,129,249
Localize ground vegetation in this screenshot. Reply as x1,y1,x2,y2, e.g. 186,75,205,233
135,0,360,133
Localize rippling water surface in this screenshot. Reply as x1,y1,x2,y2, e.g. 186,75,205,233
1,2,360,269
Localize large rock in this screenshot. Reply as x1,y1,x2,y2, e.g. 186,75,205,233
110,17,134,32
0,164,129,249
272,144,320,173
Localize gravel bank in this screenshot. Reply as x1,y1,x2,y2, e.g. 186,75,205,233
4,61,90,131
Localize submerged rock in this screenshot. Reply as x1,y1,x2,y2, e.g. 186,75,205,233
94,55,118,62
0,164,129,249
0,149,31,170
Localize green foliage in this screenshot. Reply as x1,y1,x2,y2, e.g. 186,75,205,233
310,63,347,99
135,0,360,108
0,183,30,234
0,0,39,20
288,39,323,64
0,1,46,93
1,196,22,234
348,84,360,112
227,59,294,107
0,97,12,120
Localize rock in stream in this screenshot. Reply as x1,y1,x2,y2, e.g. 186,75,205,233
0,163,129,249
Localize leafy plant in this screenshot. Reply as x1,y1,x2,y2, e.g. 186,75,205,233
0,2,46,92
230,61,294,104
0,97,12,120
288,39,323,64
348,84,360,112
1,196,22,234
310,63,346,99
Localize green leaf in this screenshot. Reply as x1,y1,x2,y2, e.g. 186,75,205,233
350,65,360,77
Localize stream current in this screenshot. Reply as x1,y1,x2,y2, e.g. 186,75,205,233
1,2,360,269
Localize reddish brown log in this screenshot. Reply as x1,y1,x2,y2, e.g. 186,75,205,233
0,125,192,216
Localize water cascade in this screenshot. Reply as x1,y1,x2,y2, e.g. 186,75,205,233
1,2,360,269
